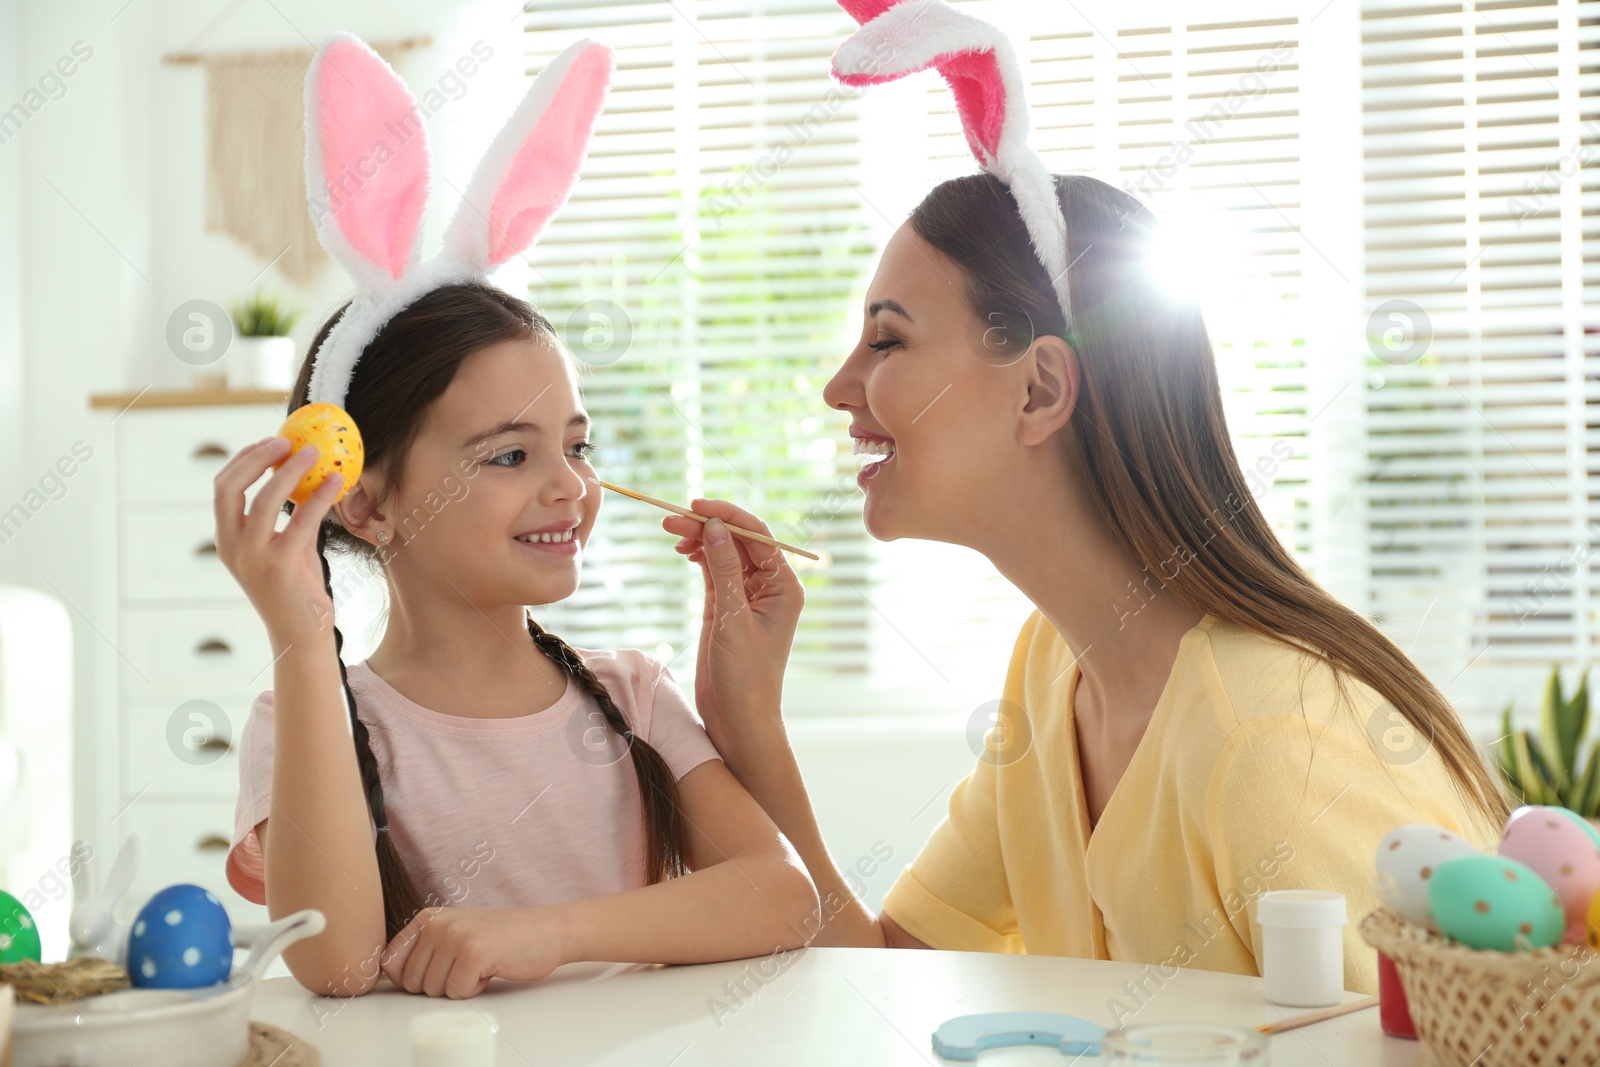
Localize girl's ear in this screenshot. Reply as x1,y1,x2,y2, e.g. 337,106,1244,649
439,40,614,272
332,478,388,544
1017,335,1079,446
304,33,432,290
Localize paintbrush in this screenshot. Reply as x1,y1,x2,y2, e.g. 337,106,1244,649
1255,996,1379,1034
591,478,821,561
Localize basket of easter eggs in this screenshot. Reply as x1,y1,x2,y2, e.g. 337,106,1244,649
1360,805,1600,1067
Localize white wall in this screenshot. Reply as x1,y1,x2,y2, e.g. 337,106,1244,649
0,1,25,530
789,720,976,911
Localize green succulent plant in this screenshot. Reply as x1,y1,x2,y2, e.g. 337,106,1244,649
1497,665,1600,817
230,291,299,337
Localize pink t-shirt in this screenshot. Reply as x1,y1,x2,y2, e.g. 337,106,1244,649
226,648,720,911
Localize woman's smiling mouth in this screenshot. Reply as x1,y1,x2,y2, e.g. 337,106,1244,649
852,432,896,487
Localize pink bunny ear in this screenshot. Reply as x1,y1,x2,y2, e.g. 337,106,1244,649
831,0,1074,327
440,40,614,272
304,33,431,289
831,0,1022,168
838,0,903,23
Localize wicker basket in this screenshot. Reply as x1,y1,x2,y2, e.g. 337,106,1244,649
1360,908,1600,1066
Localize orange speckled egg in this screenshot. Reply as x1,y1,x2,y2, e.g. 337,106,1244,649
275,402,363,504
1589,884,1600,953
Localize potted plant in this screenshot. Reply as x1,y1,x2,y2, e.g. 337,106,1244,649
226,291,299,391
1496,665,1600,825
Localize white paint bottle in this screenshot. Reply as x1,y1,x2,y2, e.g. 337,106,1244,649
1256,889,1348,1008
411,1009,498,1067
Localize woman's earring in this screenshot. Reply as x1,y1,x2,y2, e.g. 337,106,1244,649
376,531,389,544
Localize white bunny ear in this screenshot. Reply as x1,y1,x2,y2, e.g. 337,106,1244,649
300,36,616,408
440,40,614,272
304,32,432,291
304,33,465,408
832,0,1073,327
832,0,1027,173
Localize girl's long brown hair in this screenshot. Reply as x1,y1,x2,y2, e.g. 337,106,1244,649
289,283,686,942
911,173,1510,827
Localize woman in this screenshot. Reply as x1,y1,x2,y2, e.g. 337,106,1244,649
667,170,1509,997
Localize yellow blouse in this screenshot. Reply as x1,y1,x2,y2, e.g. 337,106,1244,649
881,610,1500,997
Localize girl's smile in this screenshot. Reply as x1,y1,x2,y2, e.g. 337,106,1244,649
514,520,581,556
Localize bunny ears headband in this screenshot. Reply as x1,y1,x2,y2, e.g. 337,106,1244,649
303,34,613,408
831,0,1075,330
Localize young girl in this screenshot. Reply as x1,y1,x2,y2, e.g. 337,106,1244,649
219,282,819,1000
218,34,817,1000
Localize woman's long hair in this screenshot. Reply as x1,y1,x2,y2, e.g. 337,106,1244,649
911,172,1510,827
288,283,686,942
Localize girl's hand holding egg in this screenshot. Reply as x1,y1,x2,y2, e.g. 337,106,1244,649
272,402,363,504
212,403,363,648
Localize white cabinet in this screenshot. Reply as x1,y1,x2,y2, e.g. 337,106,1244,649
119,507,242,601
118,605,275,700
88,394,286,930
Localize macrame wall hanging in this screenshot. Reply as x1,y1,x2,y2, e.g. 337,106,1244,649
162,20,428,285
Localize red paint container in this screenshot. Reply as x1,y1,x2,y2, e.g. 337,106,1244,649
1377,951,1417,1039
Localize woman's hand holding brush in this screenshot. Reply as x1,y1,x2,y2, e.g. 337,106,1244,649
662,499,804,764
664,502,876,947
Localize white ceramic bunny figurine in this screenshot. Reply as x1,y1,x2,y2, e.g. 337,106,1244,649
67,833,139,966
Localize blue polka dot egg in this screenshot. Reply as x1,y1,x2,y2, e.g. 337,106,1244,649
126,884,233,989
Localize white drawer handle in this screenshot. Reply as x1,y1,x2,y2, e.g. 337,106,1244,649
196,834,229,853
194,541,218,557
192,442,230,460
195,638,233,656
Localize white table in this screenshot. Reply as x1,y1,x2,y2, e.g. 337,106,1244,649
249,948,1425,1065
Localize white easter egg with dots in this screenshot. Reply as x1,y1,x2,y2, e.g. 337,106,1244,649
1374,824,1479,932
125,883,234,989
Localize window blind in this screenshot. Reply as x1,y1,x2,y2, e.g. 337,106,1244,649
1357,0,1599,724
519,0,1328,715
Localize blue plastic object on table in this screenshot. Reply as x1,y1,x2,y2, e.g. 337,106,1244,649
932,1012,1107,1060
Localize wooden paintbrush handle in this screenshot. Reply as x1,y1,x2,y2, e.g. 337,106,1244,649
1256,996,1379,1034
596,480,821,560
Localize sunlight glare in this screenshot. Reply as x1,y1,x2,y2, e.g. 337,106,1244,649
1145,217,1206,304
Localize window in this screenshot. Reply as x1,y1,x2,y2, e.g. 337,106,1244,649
1356,0,1599,724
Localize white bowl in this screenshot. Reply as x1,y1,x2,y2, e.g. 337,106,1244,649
13,909,324,1067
